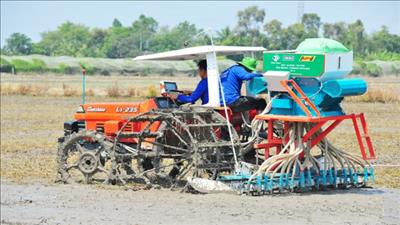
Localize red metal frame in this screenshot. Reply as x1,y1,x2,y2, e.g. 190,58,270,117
280,80,321,117
254,79,375,161
255,113,376,160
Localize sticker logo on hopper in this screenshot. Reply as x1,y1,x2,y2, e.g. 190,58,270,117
300,55,315,62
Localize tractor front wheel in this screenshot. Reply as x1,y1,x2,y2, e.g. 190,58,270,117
57,130,111,184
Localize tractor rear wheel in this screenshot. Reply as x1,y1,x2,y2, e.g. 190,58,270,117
111,107,242,188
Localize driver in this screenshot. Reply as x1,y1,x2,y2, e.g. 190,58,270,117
170,60,209,105
220,57,266,112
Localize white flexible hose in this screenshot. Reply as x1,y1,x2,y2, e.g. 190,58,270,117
247,122,370,187
241,94,276,147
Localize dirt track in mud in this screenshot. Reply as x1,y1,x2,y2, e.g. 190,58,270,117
1,180,399,225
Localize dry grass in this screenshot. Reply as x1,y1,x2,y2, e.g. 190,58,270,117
347,87,400,103
1,154,55,183
147,85,158,98
1,83,49,96
329,101,400,188
1,73,198,96
16,84,33,95
0,74,399,188
31,85,49,96
1,95,399,188
104,83,159,98
1,83,160,98
374,167,400,188
62,83,78,96
0,95,134,183
106,82,121,97
86,88,95,97
0,96,75,183
127,86,140,97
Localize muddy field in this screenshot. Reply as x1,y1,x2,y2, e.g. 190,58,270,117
1,180,400,225
1,74,400,224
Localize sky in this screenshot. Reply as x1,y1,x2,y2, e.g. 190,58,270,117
1,1,399,47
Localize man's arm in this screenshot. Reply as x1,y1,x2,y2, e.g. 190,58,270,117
177,79,207,104
233,66,263,81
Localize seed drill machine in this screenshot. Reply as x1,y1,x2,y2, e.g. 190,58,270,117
57,38,375,194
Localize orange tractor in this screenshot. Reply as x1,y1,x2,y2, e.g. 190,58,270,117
57,46,264,187
58,93,245,186
58,39,375,194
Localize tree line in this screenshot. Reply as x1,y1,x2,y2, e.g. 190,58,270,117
2,6,400,60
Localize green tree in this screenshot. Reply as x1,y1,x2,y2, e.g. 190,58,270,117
322,22,348,43
217,26,238,45
368,26,400,54
283,23,306,49
151,26,175,51
151,21,204,52
364,63,382,77
112,18,122,28
132,14,158,52
102,26,137,58
236,6,266,46
39,22,91,57
391,64,400,76
31,42,47,55
3,33,33,55
3,10,400,61
86,28,107,57
301,13,321,38
347,20,366,56
264,19,285,49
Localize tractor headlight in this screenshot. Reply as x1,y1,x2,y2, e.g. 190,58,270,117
76,105,85,113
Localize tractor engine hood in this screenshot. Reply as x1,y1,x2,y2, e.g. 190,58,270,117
74,102,142,121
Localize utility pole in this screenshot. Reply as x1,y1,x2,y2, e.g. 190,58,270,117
81,68,86,104
297,1,304,23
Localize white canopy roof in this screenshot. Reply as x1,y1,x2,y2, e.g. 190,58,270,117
133,45,266,61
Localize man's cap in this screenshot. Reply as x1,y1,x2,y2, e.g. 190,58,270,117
237,57,258,71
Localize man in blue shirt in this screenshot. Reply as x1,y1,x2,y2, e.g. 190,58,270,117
170,60,209,104
220,57,266,112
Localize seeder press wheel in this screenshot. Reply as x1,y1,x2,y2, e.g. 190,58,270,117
109,107,242,187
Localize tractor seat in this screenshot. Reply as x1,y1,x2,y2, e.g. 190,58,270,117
191,105,232,112
212,106,233,113
212,106,234,119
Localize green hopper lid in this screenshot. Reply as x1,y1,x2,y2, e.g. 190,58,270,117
296,38,350,53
